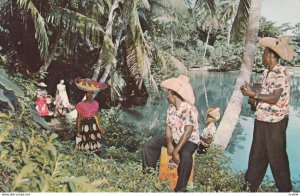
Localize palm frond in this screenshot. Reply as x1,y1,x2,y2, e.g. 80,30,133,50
149,0,188,15
152,15,179,24
109,71,126,101
100,0,113,9
47,7,104,47
194,0,217,15
183,0,193,8
138,0,151,10
124,1,152,88
218,0,236,26
17,0,49,61
230,0,251,42
195,6,219,31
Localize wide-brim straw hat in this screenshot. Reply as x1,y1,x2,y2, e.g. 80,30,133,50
75,77,107,92
207,107,221,121
160,75,195,105
258,36,294,62
38,82,47,87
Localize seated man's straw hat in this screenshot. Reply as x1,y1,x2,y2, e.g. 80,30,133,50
160,75,195,105
258,36,294,62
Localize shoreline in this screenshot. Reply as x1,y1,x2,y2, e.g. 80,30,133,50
189,65,300,76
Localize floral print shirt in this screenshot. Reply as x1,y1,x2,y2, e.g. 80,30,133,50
166,102,200,145
255,64,290,123
200,123,217,147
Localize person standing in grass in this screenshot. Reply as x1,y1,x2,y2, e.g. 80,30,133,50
240,37,294,192
74,77,107,152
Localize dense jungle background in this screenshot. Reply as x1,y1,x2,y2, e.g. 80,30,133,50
1,0,300,192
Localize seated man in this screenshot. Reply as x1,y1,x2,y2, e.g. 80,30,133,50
142,75,200,192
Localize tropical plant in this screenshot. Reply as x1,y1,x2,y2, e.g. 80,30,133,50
258,17,281,38
209,34,244,70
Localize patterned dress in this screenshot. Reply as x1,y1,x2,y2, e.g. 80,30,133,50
75,100,102,152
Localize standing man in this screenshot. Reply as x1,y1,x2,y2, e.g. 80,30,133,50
240,37,294,192
142,75,200,192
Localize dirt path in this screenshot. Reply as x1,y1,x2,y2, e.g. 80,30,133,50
47,117,75,141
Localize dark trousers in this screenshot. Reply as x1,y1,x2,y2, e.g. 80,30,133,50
245,117,292,192
142,134,197,192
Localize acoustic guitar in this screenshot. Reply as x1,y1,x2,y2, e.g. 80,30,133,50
248,83,262,111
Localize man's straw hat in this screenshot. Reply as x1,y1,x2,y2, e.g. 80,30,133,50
75,77,107,92
258,36,294,62
160,75,195,105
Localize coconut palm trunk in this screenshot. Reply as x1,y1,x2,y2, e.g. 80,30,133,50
213,0,262,149
39,27,63,72
92,0,123,81
99,18,126,83
203,29,210,59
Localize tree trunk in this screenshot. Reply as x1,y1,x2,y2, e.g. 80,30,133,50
39,28,62,72
213,0,262,149
171,29,173,54
227,2,236,45
92,0,123,80
99,18,126,83
203,30,210,59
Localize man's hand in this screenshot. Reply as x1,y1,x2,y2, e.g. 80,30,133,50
240,81,255,97
167,143,174,156
172,150,180,164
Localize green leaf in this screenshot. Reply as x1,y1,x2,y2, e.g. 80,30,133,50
0,89,14,110
68,181,76,192
13,162,37,190
0,128,10,143
0,69,24,97
29,105,50,130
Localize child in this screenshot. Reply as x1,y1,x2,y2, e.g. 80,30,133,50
36,82,50,116
197,107,221,154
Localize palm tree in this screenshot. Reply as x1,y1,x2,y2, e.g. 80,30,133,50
219,0,237,44
92,0,192,99
194,0,218,60
214,0,262,149
0,0,107,73
194,0,236,60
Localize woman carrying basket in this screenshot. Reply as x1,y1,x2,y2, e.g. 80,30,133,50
74,77,107,152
